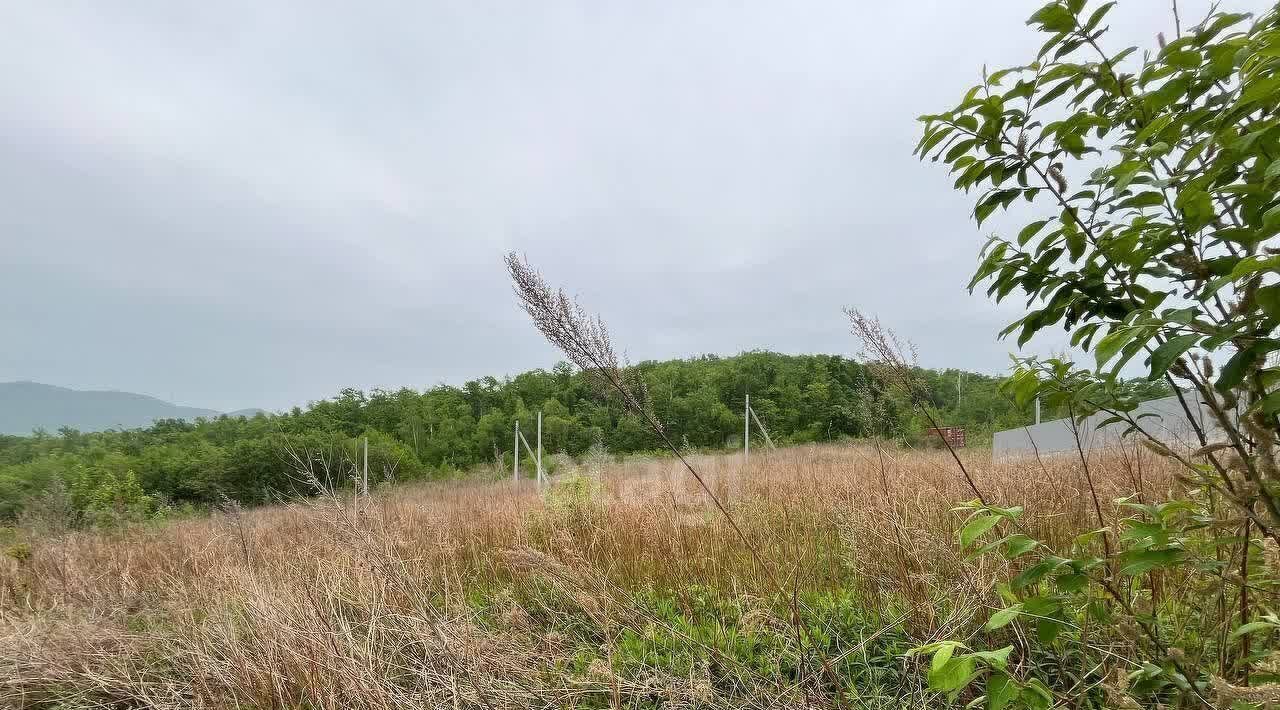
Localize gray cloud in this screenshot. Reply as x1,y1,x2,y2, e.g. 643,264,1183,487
0,1,1262,411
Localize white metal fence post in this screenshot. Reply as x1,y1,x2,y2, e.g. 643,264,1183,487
513,420,520,483
536,411,543,486
744,393,750,470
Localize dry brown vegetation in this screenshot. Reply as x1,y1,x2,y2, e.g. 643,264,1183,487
0,443,1178,709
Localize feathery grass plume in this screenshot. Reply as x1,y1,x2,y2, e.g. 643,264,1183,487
504,253,749,539
504,252,658,430
844,308,988,505
216,493,251,566
844,308,927,404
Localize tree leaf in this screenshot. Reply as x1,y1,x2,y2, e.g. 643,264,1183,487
1009,369,1041,408
1165,49,1202,69
985,604,1024,631
1120,547,1185,576
928,656,976,693
931,641,957,672
1229,620,1279,640
1018,219,1051,246
1257,284,1280,320
1262,203,1280,229
1228,255,1280,280
1146,334,1200,380
987,672,1019,710
1028,4,1076,34
1013,558,1062,590
945,138,977,163
1004,534,1039,558
1265,159,1280,182
1094,327,1135,368
1036,618,1063,644
1135,115,1174,145
975,195,1001,227
1116,191,1165,209
1082,2,1116,32
961,514,1003,548
1021,678,1054,710
1237,73,1280,108
1065,229,1085,261
969,646,1014,670
1256,390,1280,416
1055,571,1088,592
1216,345,1264,393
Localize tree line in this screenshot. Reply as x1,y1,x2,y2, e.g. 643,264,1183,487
0,351,1165,522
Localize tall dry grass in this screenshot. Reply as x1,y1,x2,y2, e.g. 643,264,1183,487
0,442,1180,709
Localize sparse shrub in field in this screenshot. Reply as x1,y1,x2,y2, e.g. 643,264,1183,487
0,457,70,521
78,469,153,528
546,451,574,477
580,438,613,476
3,542,31,564
544,471,603,525
16,477,75,536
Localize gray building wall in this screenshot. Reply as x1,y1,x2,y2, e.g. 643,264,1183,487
992,392,1222,456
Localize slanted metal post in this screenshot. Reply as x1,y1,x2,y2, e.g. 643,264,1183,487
748,405,776,450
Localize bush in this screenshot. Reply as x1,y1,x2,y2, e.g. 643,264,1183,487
81,470,153,528
914,1,1280,706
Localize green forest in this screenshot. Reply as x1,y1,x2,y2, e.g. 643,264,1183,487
0,351,1164,523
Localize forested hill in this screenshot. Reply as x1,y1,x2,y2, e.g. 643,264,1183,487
0,351,1164,520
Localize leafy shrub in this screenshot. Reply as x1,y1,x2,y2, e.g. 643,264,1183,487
915,1,1280,706
3,542,31,564
80,470,154,528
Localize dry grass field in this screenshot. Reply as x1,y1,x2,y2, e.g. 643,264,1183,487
0,442,1180,709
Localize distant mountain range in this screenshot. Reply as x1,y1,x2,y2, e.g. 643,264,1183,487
0,381,262,436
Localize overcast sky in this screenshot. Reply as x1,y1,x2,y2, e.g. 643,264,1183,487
0,1,1263,412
